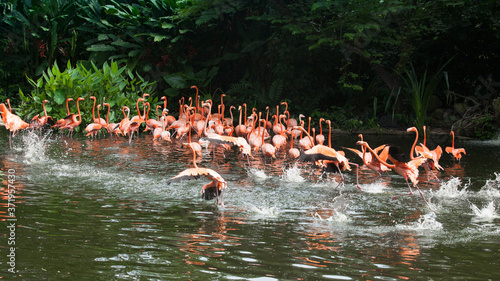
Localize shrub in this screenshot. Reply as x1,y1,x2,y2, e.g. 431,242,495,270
19,60,157,129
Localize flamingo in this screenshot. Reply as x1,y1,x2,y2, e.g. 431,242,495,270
153,109,172,142
315,118,325,145
166,142,227,207
247,113,264,152
52,98,74,131
160,96,176,126
200,101,252,159
190,85,203,121
119,106,130,134
281,101,297,129
122,120,142,144
30,99,53,133
103,103,121,136
130,96,146,123
234,105,248,137
144,103,162,133
288,135,300,159
6,99,12,112
85,104,103,139
224,105,235,136
89,96,106,126
128,97,146,140
182,108,202,157
297,122,314,151
407,126,443,181
272,114,288,150
343,134,389,174
62,97,85,138
1,102,29,148
272,105,286,135
201,134,253,159
297,141,361,190
260,119,277,159
413,126,443,169
357,134,389,174
445,131,466,162
213,104,225,135
357,141,429,205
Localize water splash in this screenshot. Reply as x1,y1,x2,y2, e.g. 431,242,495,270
361,181,389,194
396,212,443,231
431,177,470,198
246,203,280,217
313,211,350,223
313,194,350,222
470,201,499,222
477,172,500,198
247,167,269,181
280,163,305,183
20,130,51,164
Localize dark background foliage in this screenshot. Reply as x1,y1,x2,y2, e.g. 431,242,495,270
1,0,499,137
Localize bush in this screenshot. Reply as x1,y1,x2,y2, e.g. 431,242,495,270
19,60,157,129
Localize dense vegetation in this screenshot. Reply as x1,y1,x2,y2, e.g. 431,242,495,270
1,0,499,137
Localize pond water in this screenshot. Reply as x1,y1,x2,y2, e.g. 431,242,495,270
1,129,500,280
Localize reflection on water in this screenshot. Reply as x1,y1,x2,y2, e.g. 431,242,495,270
0,130,499,280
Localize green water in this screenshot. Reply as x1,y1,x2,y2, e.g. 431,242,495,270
1,130,500,280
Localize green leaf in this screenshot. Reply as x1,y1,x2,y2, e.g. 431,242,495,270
163,74,186,89
54,90,65,105
111,41,141,48
87,44,116,52
153,34,170,42
162,22,175,29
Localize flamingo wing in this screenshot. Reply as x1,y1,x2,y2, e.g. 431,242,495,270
202,135,239,146
376,146,392,171
343,147,364,159
201,135,252,157
166,168,226,185
445,146,454,154
298,145,339,163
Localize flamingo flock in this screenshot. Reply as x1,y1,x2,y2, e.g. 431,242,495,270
0,88,468,207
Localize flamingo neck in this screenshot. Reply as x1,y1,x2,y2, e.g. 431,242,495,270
190,145,198,168
328,122,332,148
106,105,110,125
43,101,47,117
363,143,395,169
145,103,150,120
243,104,247,126
92,97,97,122
76,99,82,122
136,99,142,120
66,99,71,115
451,131,455,148
410,129,418,159
423,126,427,147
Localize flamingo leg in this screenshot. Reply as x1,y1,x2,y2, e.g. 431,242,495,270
391,179,434,209
332,163,344,190
349,162,362,191
423,162,440,182
128,132,133,144
215,186,219,206
414,185,433,210
392,178,414,201
220,189,224,208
